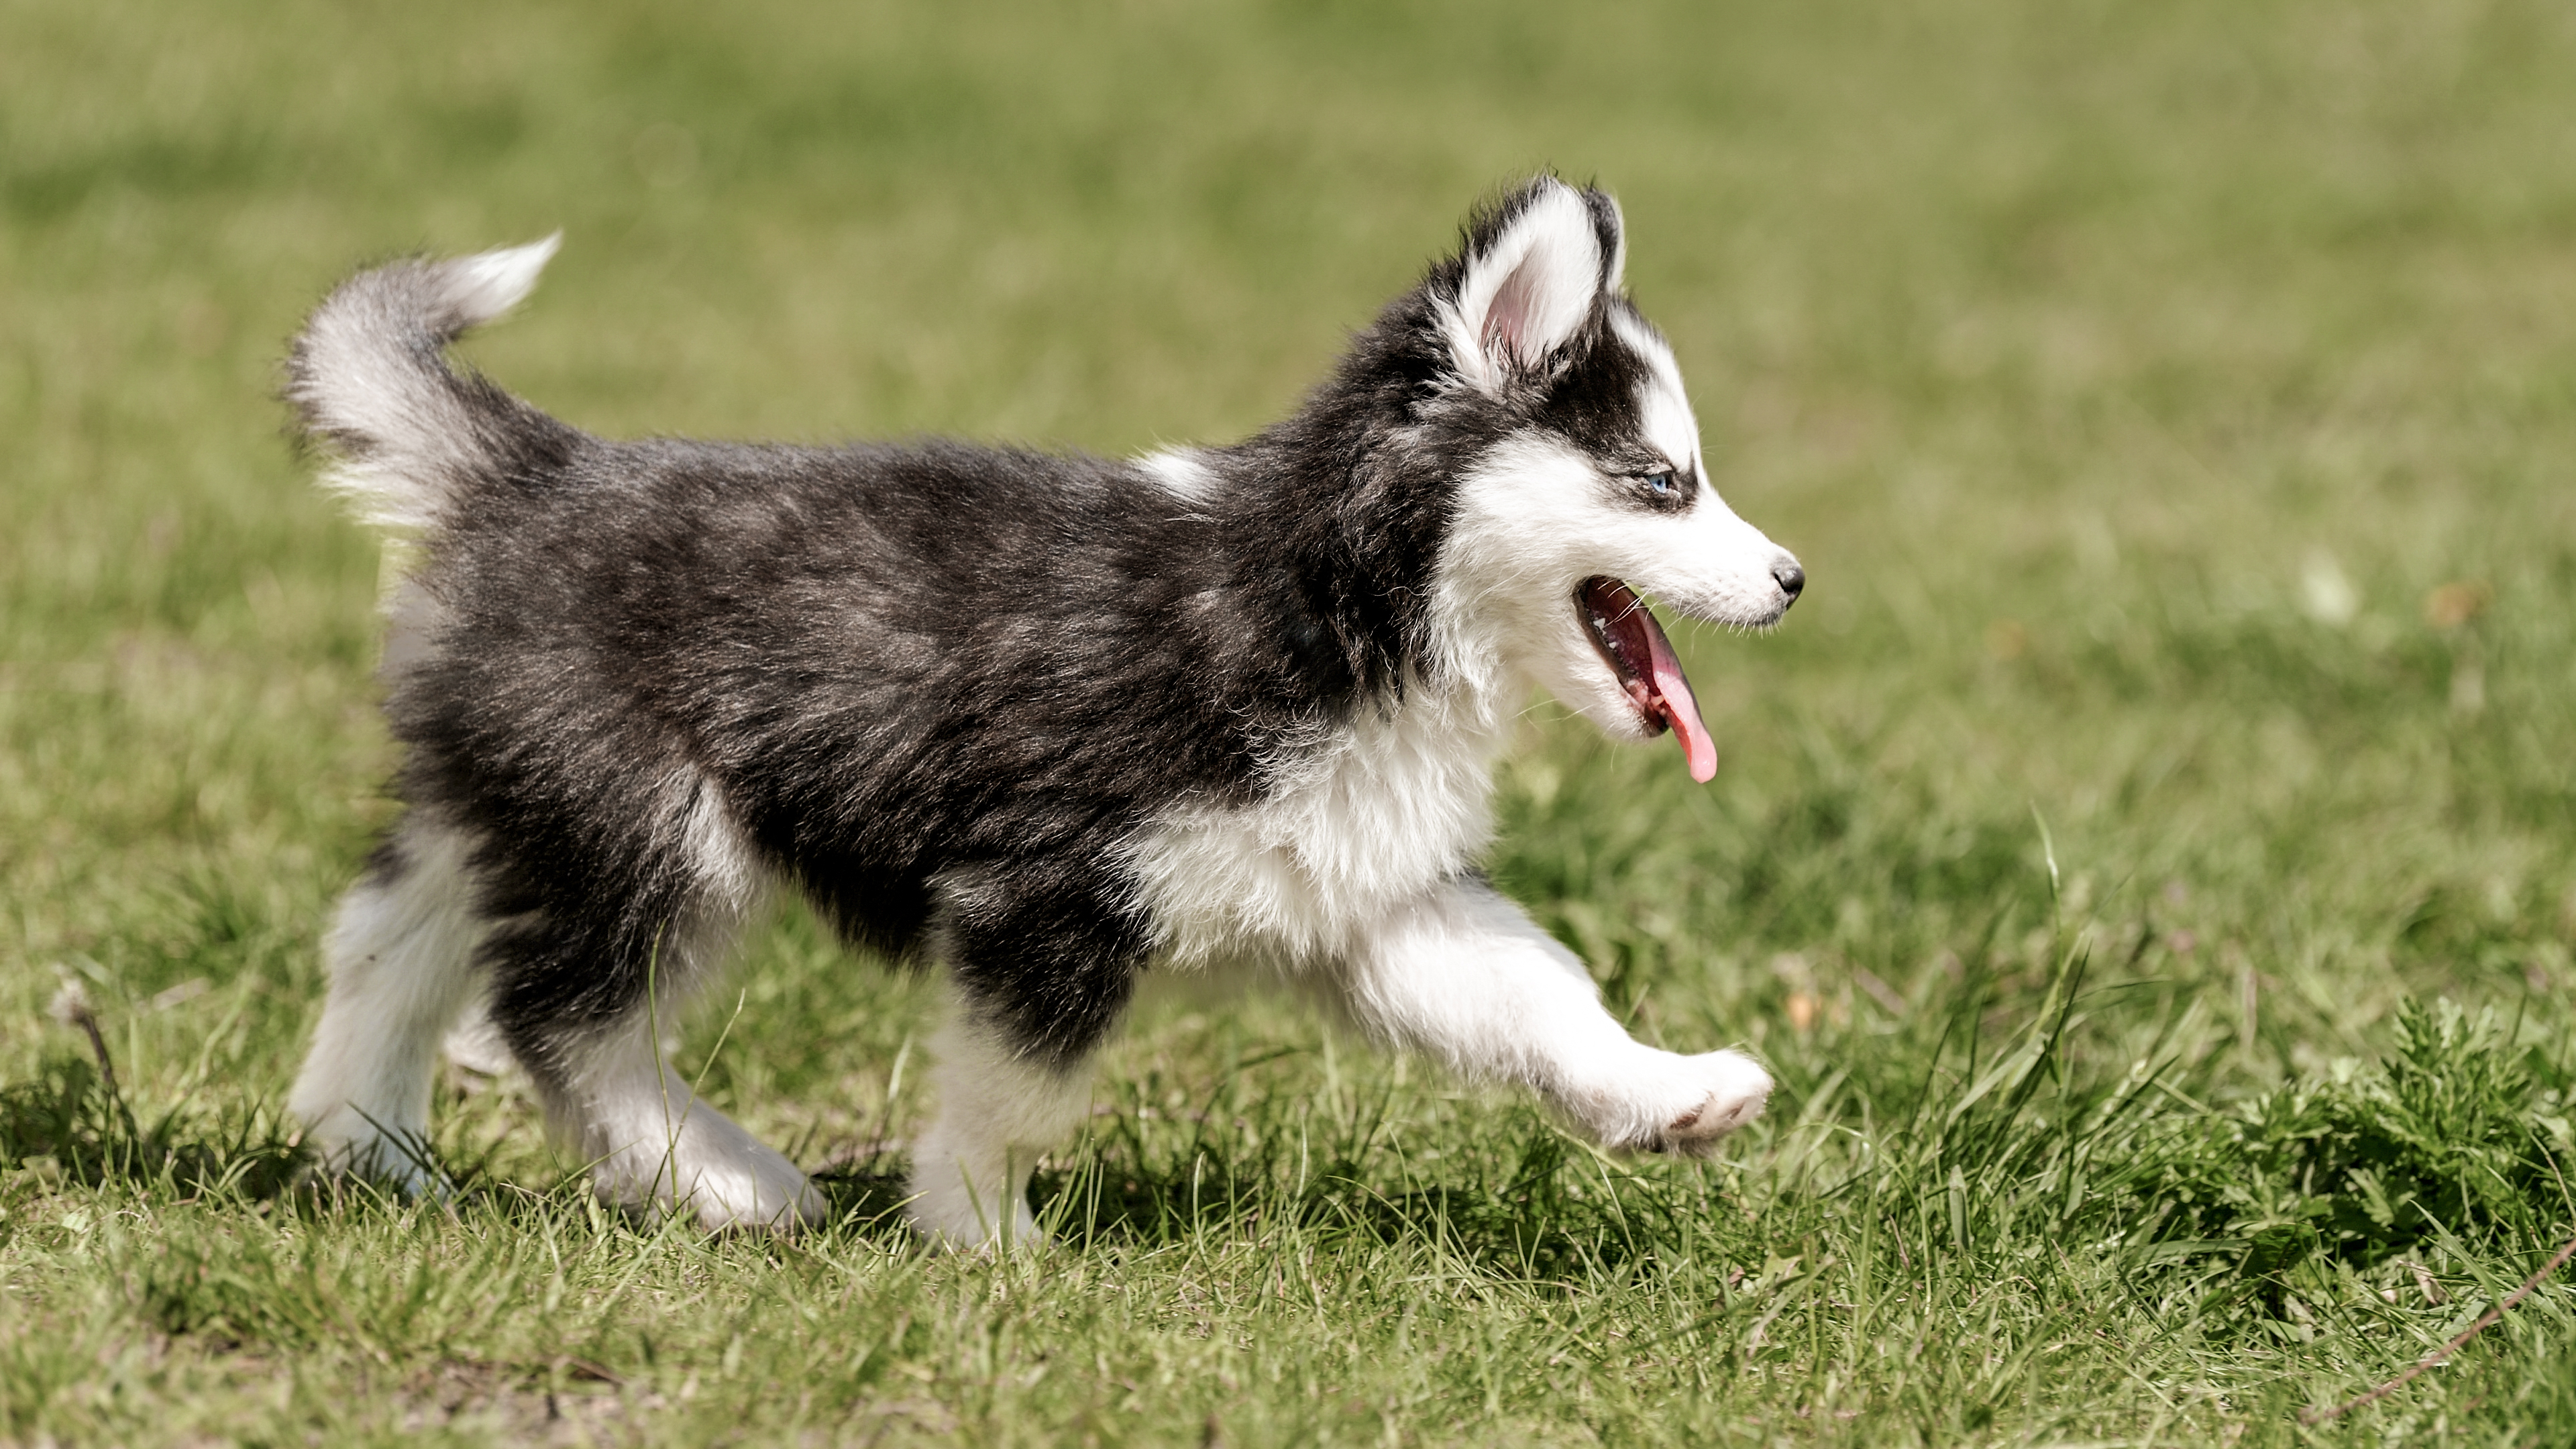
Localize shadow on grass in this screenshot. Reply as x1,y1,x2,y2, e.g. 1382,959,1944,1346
1,1053,512,1225
809,1156,921,1237
7,1045,1668,1301
804,1132,1667,1281
1034,1131,1671,1282
0,1053,303,1200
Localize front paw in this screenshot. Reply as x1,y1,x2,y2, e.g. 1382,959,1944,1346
294,1116,449,1199
906,1164,1043,1252
1564,1048,1772,1158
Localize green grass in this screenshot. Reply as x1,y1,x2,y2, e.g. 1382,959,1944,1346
6,0,2576,1442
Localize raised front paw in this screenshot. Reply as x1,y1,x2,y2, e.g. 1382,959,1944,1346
1564,1047,1773,1159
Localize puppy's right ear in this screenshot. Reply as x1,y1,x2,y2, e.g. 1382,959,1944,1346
1437,178,1623,394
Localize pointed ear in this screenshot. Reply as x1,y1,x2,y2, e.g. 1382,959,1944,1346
1440,180,1625,393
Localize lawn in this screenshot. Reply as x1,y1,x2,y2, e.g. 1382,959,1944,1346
5,0,2576,1443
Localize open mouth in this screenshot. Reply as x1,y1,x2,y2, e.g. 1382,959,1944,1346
1576,577,1718,783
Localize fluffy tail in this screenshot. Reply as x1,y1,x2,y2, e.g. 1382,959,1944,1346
286,235,566,533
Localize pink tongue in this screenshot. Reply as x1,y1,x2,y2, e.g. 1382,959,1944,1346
1636,606,1719,784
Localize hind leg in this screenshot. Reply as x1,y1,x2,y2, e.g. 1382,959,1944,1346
486,811,824,1233
525,1006,826,1232
440,994,520,1078
288,817,492,1192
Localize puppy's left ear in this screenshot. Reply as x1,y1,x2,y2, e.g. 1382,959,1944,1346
1440,179,1625,394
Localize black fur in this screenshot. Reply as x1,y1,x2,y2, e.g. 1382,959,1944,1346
293,177,1669,1087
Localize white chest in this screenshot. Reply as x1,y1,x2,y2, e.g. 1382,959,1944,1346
1120,685,1515,969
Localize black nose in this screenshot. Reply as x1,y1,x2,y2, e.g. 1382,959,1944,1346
1772,559,1805,604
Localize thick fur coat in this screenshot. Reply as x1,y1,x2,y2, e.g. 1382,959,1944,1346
284,178,1803,1242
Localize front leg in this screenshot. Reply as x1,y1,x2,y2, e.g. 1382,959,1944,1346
1332,877,1770,1155
906,1007,1095,1250
908,875,1142,1250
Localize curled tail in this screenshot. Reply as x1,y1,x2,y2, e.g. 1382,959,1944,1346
286,235,570,533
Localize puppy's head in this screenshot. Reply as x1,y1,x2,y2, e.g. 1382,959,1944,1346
1417,178,1801,781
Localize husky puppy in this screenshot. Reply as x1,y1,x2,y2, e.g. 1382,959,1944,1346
284,177,1803,1244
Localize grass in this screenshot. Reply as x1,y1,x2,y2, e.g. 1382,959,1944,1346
5,0,2576,1442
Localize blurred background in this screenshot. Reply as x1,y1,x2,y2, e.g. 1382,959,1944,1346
6,0,2569,1075
5,1,2576,1438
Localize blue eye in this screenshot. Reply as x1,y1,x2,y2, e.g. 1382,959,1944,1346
1643,472,1675,495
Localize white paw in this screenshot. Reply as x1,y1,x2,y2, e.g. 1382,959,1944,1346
1563,1047,1772,1158
296,1112,447,1197
668,1157,828,1234
906,1187,1042,1252
591,1121,827,1234
905,1132,1045,1251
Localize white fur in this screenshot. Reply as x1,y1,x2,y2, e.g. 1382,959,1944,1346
1134,447,1222,503
627,767,770,998
446,233,561,322
672,769,765,931
293,198,1786,1250
289,765,790,1226
908,1006,1094,1248
1122,682,1515,971
1434,433,1794,743
1332,878,1769,1152
1608,308,1703,476
301,235,560,534
377,570,450,682
287,820,493,1191
1436,180,1610,393
1111,345,1788,1174
559,1016,825,1232
440,997,519,1078
1122,718,1771,1165
545,771,810,1230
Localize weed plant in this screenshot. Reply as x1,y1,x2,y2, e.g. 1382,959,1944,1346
5,0,2576,1444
